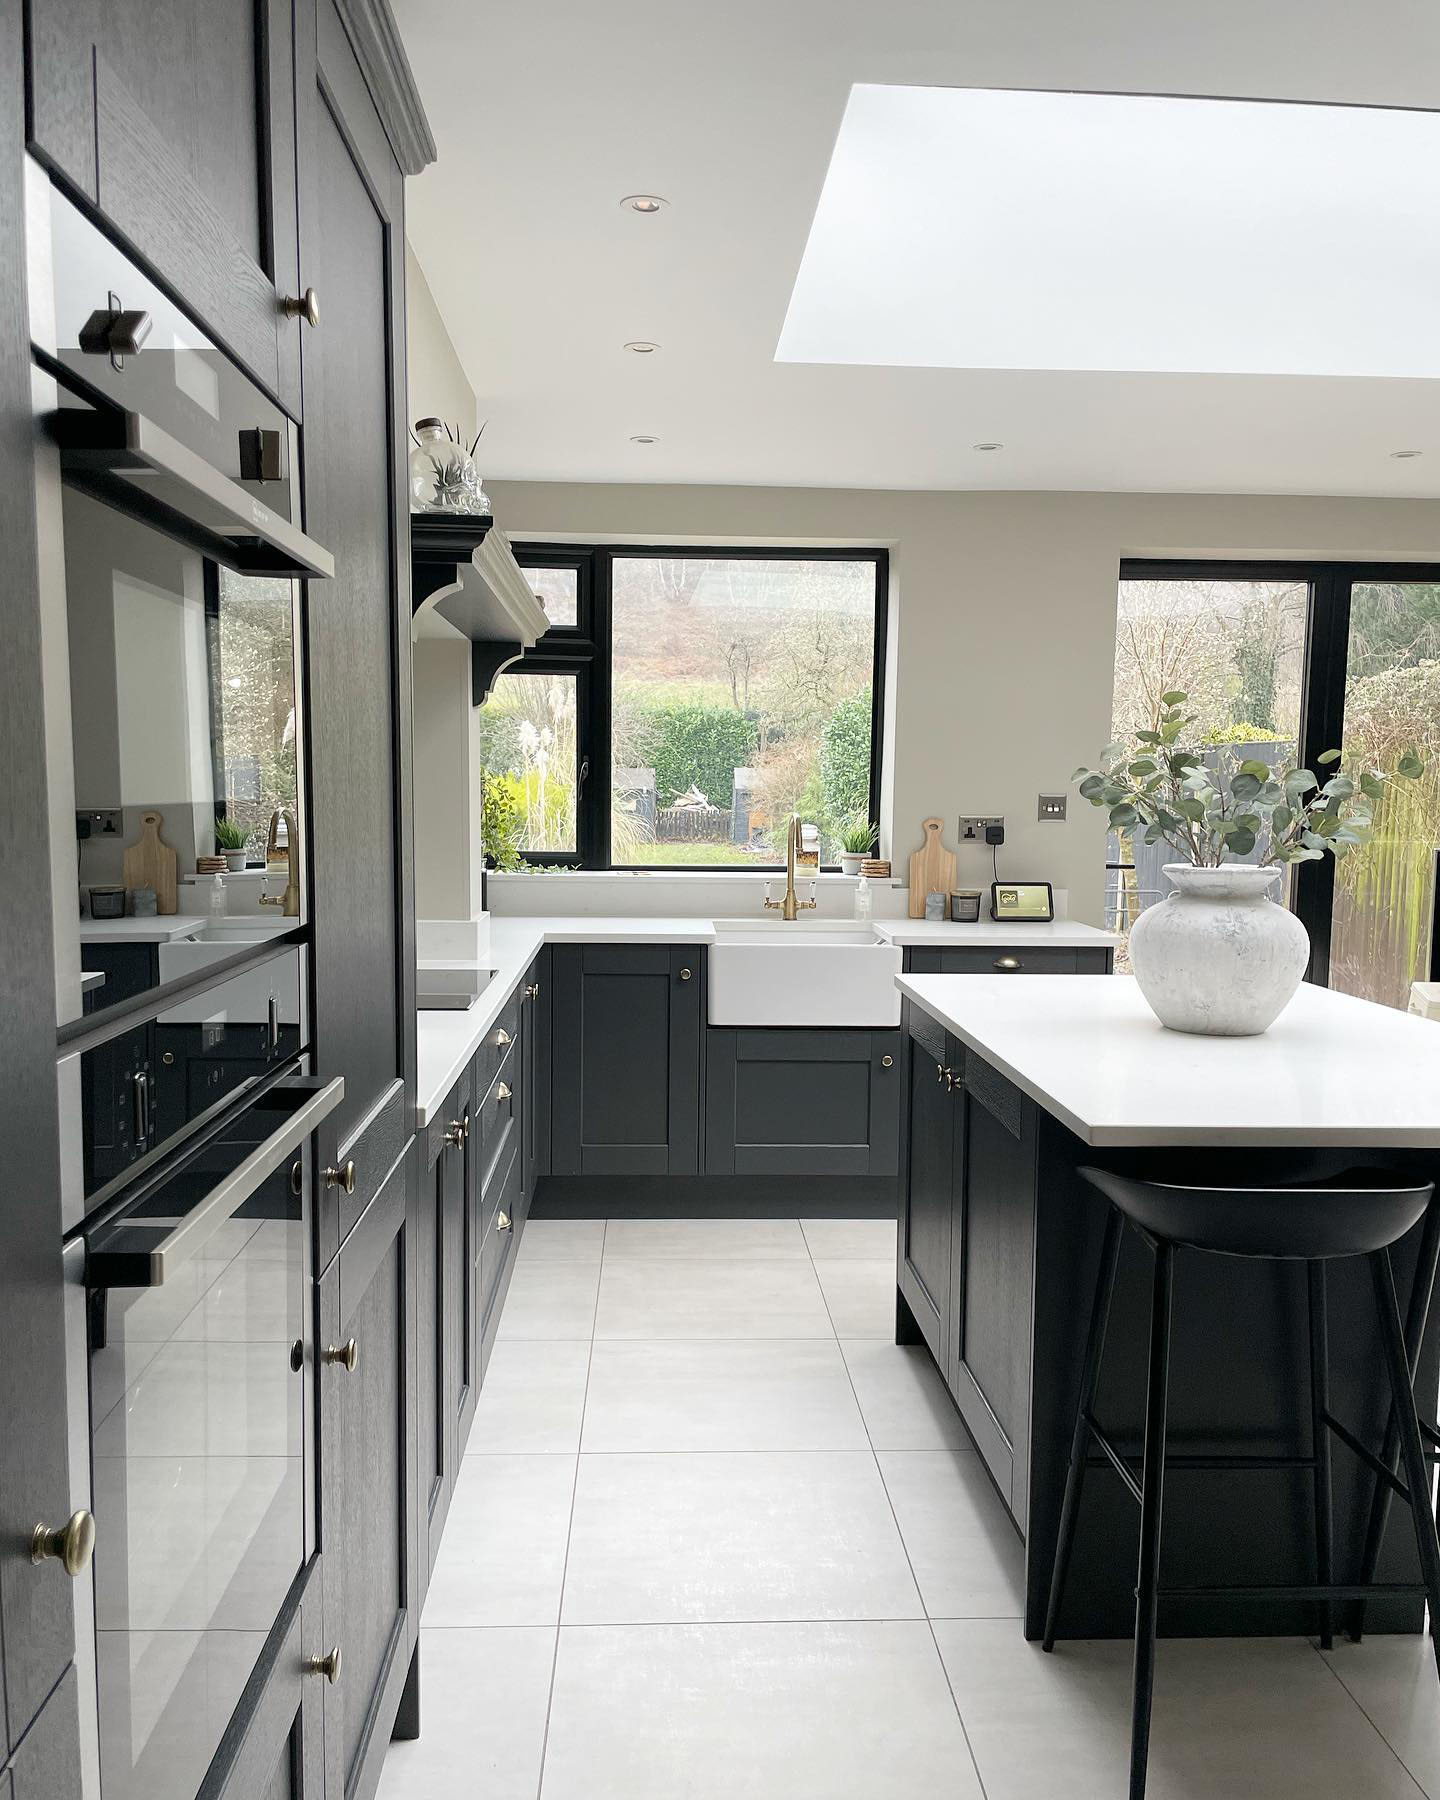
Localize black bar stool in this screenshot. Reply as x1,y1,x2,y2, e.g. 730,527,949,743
1042,1164,1440,1800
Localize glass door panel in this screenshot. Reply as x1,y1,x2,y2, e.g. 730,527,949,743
1329,580,1440,1007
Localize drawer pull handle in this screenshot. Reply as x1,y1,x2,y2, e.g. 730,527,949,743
994,957,1021,971
324,1159,356,1195
31,1510,95,1578
496,1211,512,1233
444,1118,466,1148
496,1082,512,1104
306,1645,342,1684
936,1062,946,1084
282,288,320,328
322,1339,358,1373
494,1028,512,1048
524,982,540,1000
881,1054,893,1068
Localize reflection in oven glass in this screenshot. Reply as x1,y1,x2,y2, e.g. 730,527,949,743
90,1214,304,1800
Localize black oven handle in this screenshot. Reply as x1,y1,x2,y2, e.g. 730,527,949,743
94,1075,343,1288
48,402,336,581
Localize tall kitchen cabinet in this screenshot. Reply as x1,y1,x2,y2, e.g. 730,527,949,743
295,4,432,1798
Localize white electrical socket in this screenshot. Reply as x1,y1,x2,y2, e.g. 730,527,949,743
959,815,1004,842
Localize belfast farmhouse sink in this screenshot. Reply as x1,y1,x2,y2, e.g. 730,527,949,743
707,919,904,1027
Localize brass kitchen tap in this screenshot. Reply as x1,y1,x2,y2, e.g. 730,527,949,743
763,813,819,922
258,807,301,917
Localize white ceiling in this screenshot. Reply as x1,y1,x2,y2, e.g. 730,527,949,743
394,0,1440,496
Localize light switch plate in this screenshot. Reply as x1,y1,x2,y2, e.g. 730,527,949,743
959,815,1004,842
1037,793,1068,821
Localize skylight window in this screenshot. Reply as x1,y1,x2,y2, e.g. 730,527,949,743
776,85,1440,379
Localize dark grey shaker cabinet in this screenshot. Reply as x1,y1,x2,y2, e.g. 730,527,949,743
419,1078,470,1592
908,946,1112,976
0,0,75,1760
299,0,417,1270
521,952,552,1201
897,1010,955,1366
26,0,303,411
4,1667,81,1800
551,945,703,1176
705,1028,902,1176
317,1144,418,1800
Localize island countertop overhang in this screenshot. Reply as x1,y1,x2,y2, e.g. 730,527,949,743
897,972,1440,1148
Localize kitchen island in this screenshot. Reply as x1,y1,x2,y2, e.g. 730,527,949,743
895,972,1440,1641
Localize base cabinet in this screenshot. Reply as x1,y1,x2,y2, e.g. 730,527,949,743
705,1027,901,1176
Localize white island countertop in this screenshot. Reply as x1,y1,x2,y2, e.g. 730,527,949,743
898,972,1440,1148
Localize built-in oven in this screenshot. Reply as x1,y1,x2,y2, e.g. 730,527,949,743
26,158,332,1030
67,1069,342,1800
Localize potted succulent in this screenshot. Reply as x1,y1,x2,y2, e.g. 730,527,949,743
213,816,250,873
1074,692,1422,1035
836,817,878,877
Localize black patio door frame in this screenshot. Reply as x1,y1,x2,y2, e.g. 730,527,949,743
1121,558,1440,987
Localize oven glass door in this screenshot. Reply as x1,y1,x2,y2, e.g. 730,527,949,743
83,1077,334,1800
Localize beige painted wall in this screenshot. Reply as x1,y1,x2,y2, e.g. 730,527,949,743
405,243,476,440
487,481,1440,924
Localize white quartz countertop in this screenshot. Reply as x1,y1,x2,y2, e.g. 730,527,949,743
898,973,1440,1148
414,912,1114,1126
79,914,207,943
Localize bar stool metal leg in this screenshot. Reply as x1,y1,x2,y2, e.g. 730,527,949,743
1131,1239,1175,1800
1370,1248,1440,1684
1307,1261,1335,1651
1043,1207,1124,1652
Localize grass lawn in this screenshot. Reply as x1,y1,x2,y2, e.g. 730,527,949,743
613,841,764,867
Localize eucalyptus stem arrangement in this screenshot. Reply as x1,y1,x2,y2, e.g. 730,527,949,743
1073,691,1422,868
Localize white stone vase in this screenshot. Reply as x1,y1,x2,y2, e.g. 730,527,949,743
1128,863,1310,1037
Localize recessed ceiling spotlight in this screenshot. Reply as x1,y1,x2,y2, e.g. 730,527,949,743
621,194,667,214
972,441,1003,452
624,341,661,354
630,434,660,444
1391,448,1424,459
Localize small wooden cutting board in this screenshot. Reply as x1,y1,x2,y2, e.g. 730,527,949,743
122,811,178,914
908,817,957,918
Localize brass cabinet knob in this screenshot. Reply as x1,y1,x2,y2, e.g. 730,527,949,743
494,1028,512,1048
32,1510,95,1577
524,982,541,1000
322,1339,358,1373
324,1160,356,1194
881,1054,893,1068
993,957,1021,972
306,1645,342,1684
496,1082,511,1104
282,287,320,327
443,1119,465,1148
679,967,693,981
496,1210,512,1233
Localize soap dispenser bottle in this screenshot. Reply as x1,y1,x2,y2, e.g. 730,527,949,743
207,872,227,922
853,875,872,922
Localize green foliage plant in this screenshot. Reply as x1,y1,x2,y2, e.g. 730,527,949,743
213,817,249,851
649,703,757,808
1074,690,1422,867
838,817,879,855
820,686,873,826
481,770,526,871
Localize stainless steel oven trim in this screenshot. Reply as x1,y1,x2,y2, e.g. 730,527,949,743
49,401,336,581
96,1075,343,1284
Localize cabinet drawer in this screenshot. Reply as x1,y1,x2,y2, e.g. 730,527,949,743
478,1054,519,1191
479,1140,522,1373
476,987,524,1097
930,947,1080,975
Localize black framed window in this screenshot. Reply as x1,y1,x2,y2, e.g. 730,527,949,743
1112,560,1440,1008
478,545,888,871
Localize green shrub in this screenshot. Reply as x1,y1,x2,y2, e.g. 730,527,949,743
481,770,525,870
649,703,757,808
820,686,872,826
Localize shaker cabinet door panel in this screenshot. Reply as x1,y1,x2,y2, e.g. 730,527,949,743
705,1028,902,1177
299,0,415,1261
5,1666,81,1800
897,1028,955,1366
26,0,302,409
551,946,701,1176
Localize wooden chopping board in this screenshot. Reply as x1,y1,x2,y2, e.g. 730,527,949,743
122,811,178,914
907,817,957,918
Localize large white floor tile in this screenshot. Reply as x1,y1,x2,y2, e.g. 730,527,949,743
541,1620,982,1800
934,1621,1422,1799
603,1218,808,1259
593,1257,833,1339
424,1455,576,1627
840,1339,969,1451
878,1450,1024,1618
1323,1637,1440,1798
802,1218,897,1260
562,1451,921,1624
376,1626,555,1800
517,1219,606,1264
496,1259,600,1340
469,1339,592,1454
581,1339,867,1453
812,1259,896,1337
